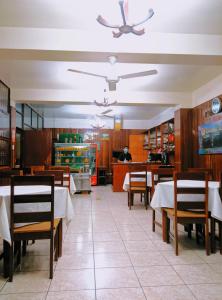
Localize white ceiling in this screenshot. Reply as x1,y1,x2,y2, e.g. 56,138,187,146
32,103,171,120
0,0,222,34
0,0,222,123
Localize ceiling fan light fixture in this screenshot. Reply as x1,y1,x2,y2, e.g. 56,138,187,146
108,55,117,65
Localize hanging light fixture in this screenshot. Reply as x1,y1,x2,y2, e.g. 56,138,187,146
90,116,105,129
96,0,154,38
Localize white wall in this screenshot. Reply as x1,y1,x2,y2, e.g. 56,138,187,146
192,73,222,107
44,106,179,129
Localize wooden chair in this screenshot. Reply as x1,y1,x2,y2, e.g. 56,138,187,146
0,170,23,186
6,175,62,281
46,166,70,192
29,165,45,175
211,173,222,254
162,171,210,256
128,164,148,210
151,168,174,233
34,170,64,187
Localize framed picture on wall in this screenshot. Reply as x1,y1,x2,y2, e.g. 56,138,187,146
198,119,222,154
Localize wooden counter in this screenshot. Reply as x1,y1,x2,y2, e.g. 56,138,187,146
112,162,161,192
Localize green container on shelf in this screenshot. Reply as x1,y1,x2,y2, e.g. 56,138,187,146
59,133,83,143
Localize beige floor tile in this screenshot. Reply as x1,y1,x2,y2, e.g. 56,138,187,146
95,252,132,268
197,252,222,264
209,263,222,274
135,266,183,286
20,255,50,272
64,233,93,243
162,250,205,265
143,285,196,300
129,251,169,267
93,224,118,232
116,224,144,232
66,223,92,234
63,242,93,254
173,264,222,284
188,283,222,300
0,276,6,290
94,241,126,253
50,269,95,291
96,288,146,300
46,290,95,300
1,272,50,294
93,232,122,242
0,293,46,300
56,253,94,270
95,267,140,289
124,241,156,252
120,231,150,241
26,241,50,256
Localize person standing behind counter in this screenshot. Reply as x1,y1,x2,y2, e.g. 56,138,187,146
118,146,132,163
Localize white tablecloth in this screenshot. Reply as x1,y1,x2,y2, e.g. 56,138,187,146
123,172,152,191
70,175,76,194
151,180,222,221
0,185,74,244
63,175,76,194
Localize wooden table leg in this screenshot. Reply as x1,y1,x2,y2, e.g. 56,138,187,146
58,219,63,257
3,240,10,278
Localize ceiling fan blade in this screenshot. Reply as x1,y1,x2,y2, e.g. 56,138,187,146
108,81,117,91
94,100,104,107
119,69,157,80
103,114,115,119
101,109,113,115
119,0,127,25
68,69,106,79
96,15,120,29
133,8,154,27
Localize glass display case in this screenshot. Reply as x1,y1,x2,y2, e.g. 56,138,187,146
54,143,98,186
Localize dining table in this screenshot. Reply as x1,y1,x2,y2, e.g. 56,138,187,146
122,171,152,191
151,180,222,221
0,185,74,277
64,174,76,195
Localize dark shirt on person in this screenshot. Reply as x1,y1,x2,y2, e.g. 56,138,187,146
118,152,132,162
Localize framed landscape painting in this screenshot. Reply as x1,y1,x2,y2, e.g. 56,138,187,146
198,119,222,154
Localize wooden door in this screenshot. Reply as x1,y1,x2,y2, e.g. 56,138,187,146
23,129,52,166
129,134,147,162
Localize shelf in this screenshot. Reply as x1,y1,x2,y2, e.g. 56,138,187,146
55,155,89,158
55,149,89,152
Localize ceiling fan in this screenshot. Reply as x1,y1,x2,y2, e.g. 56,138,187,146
96,0,154,38
68,68,157,91
94,89,117,107
96,108,115,119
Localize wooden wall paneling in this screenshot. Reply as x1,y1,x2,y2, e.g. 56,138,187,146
192,97,222,180
174,109,193,171
23,129,52,166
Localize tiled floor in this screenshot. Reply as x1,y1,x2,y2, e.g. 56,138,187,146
1,185,222,299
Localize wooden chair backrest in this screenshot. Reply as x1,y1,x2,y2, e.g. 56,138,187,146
187,168,213,180
151,168,174,196
30,165,45,175
128,164,147,190
173,171,209,216
10,175,54,239
34,170,64,186
46,166,70,191
0,170,23,186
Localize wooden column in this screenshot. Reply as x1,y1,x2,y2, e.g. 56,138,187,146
174,109,193,171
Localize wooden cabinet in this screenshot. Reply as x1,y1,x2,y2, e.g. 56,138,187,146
143,119,175,154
